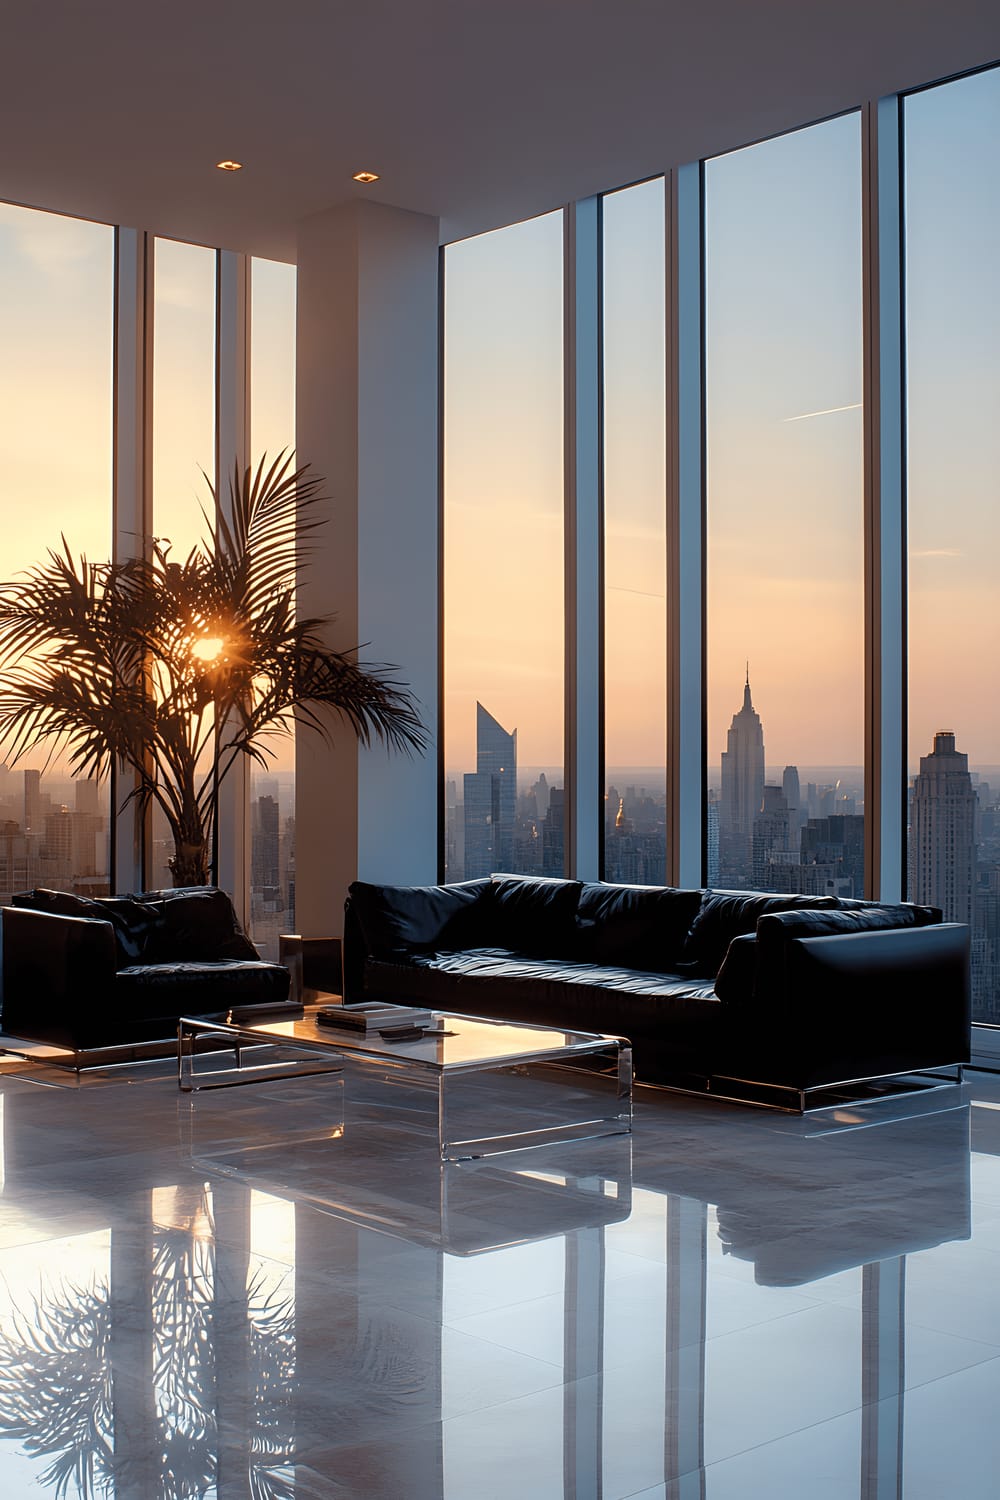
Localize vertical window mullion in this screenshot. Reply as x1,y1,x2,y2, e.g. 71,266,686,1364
113,225,152,894
215,249,251,920
564,198,603,881
668,163,706,889
864,96,906,902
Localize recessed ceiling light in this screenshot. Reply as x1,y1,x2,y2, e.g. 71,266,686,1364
216,159,243,172
352,170,380,184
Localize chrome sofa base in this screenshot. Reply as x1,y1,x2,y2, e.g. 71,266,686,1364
641,1064,966,1114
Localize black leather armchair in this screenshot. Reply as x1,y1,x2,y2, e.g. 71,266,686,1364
0,885,294,1054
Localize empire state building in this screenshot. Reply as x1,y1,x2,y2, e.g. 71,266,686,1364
720,670,765,888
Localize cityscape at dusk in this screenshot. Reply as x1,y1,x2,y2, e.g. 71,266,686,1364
445,673,1000,1024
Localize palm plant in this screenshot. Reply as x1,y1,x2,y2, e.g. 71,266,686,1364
0,454,426,886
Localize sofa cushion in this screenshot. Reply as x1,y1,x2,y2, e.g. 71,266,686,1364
678,891,839,977
736,902,941,1010
712,933,759,1003
132,887,259,962
348,879,490,957
482,876,583,956
756,903,938,942
395,948,721,1048
10,888,167,967
574,883,702,970
114,959,289,1019
417,947,716,998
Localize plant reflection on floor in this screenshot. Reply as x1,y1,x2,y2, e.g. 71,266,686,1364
0,1185,295,1499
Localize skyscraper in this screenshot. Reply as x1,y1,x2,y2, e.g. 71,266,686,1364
23,768,41,835
911,730,977,925
463,703,517,877
782,765,802,849
253,794,281,889
752,784,790,887
720,670,765,887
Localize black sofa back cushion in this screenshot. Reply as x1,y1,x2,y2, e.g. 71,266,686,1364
348,879,490,957
483,876,583,957
132,887,260,963
678,891,839,977
574,883,703,971
10,888,166,967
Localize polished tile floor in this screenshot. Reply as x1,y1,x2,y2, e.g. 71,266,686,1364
0,1050,997,1499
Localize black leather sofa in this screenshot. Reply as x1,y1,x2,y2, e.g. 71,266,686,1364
0,885,294,1055
344,875,971,1108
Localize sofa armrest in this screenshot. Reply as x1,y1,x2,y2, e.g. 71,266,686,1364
1,907,118,1048
779,923,971,1082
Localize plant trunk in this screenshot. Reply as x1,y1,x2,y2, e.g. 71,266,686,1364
169,838,210,887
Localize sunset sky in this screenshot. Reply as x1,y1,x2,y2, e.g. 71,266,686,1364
1,63,996,800
0,208,296,781
444,68,999,780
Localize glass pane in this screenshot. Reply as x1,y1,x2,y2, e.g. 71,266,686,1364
153,238,217,560
704,116,865,893
151,238,217,889
905,67,1000,1023
0,203,114,901
443,213,565,880
250,256,297,959
602,179,667,884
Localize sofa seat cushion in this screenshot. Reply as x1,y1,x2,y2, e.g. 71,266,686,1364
375,947,721,1048
115,959,289,1019
415,947,715,998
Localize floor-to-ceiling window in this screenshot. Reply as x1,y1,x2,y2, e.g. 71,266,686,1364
602,179,668,885
151,238,218,888
249,255,297,957
704,115,865,894
443,212,565,881
905,65,1000,1024
0,204,114,901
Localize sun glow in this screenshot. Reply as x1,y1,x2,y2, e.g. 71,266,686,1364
191,635,226,664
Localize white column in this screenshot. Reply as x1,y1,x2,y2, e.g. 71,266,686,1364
295,200,440,936
112,227,153,893
667,165,706,889
564,197,603,881
215,249,251,919
863,97,906,902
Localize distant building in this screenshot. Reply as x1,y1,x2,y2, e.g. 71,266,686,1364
719,670,764,887
706,794,720,886
23,768,41,835
782,765,802,847
800,814,865,897
751,784,790,888
253,794,281,889
542,787,564,875
463,702,517,877
911,730,977,926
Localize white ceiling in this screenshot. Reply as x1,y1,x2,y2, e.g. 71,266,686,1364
3,0,998,260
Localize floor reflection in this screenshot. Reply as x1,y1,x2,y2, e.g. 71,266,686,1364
0,1063,989,1499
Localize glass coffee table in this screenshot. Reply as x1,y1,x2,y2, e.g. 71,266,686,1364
178,1009,632,1161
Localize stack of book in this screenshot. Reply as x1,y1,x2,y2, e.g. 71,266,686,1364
316,1002,434,1032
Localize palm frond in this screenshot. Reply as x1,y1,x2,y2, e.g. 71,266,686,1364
0,455,427,884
